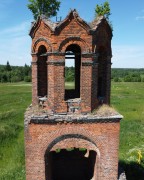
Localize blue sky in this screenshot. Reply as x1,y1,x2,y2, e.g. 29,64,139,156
0,0,144,68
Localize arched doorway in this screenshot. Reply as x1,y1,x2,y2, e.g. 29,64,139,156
65,44,81,100
46,148,96,180
37,45,47,97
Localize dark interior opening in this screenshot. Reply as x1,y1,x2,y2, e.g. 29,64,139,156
65,44,81,100
37,45,47,97
45,148,96,180
97,47,107,100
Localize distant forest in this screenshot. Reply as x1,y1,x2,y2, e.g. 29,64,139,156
65,67,144,82
112,68,144,82
0,61,31,82
0,62,144,83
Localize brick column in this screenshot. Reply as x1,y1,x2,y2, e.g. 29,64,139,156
53,58,66,113
47,53,67,113
81,53,93,113
47,55,55,110
31,53,38,105
105,55,112,104
91,53,99,111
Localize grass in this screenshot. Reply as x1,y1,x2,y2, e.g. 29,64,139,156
65,81,75,89
111,82,144,179
0,82,144,179
0,82,31,180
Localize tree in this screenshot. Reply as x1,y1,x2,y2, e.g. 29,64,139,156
27,0,61,20
124,75,132,82
114,77,121,82
95,1,111,20
5,61,12,71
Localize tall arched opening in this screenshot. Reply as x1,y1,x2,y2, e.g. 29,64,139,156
37,45,47,97
65,44,81,100
97,47,107,103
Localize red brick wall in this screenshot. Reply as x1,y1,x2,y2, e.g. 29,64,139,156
26,11,117,180
25,121,120,180
31,17,94,112
30,14,113,113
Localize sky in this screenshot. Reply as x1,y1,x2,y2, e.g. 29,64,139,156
0,0,144,68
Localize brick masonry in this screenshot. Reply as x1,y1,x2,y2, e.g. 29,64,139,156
30,9,112,113
25,109,122,180
25,9,122,180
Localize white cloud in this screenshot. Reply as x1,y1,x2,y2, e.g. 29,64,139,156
0,21,31,37
0,35,31,66
135,16,144,20
112,45,144,68
0,21,32,66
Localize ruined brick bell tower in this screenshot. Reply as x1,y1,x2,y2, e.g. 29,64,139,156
25,9,122,180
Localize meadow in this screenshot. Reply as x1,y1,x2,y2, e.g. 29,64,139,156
0,82,144,179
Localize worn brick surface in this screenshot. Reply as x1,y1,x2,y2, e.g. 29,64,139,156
25,120,121,180
24,9,121,180
29,10,112,113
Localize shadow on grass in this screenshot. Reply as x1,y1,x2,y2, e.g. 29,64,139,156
119,160,144,180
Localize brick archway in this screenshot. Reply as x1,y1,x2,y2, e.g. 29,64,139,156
32,37,52,53
44,128,101,180
58,37,91,53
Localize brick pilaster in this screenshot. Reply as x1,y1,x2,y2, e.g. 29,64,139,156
47,56,55,110
81,54,93,113
31,54,38,105
91,53,99,111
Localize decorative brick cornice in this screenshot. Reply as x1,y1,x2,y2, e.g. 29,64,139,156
30,115,123,124
47,60,65,66
81,53,93,58
31,52,38,56
46,52,65,56
31,61,37,65
82,61,93,66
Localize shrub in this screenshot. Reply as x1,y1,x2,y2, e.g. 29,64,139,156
24,76,31,82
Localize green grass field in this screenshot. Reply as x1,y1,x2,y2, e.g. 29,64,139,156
0,82,144,179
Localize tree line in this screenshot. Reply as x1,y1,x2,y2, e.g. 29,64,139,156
1,62,144,83
112,68,144,82
65,67,144,83
0,61,31,83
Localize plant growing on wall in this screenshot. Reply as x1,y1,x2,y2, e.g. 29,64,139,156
95,1,111,20
27,0,61,20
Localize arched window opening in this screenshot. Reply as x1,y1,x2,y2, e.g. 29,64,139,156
65,44,81,100
37,45,47,97
97,47,107,103
65,51,75,89
45,148,96,180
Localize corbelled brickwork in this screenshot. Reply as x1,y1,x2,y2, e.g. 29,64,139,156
30,9,112,113
25,9,122,180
